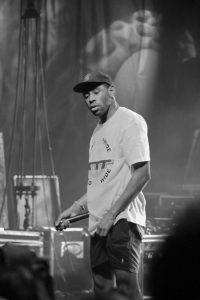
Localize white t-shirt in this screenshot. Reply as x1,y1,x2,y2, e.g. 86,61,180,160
87,107,150,229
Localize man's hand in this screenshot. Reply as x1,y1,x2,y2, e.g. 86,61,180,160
55,207,73,230
55,201,83,229
89,211,115,237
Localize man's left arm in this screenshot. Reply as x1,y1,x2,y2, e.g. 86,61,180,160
94,161,151,236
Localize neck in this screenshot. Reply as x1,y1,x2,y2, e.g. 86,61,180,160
100,101,119,124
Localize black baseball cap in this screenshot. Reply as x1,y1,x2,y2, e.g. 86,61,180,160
73,71,113,93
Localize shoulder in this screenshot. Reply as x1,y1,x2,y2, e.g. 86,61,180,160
118,107,148,129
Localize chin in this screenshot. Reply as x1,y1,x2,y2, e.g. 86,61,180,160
91,109,101,116
91,111,99,116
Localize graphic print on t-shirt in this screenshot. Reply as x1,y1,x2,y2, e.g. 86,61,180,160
88,159,114,185
88,134,115,186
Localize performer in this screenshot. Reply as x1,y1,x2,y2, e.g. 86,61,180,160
55,71,151,300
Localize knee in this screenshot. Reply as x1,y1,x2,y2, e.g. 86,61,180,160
115,269,141,298
93,272,115,294
115,269,136,286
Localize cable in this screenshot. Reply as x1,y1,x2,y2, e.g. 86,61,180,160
0,1,23,225
38,46,62,213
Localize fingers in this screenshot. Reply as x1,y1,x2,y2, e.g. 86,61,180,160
89,224,108,237
55,216,65,227
96,226,108,237
55,209,71,226
89,224,98,236
55,212,71,230
55,219,71,231
55,218,61,227
61,219,71,230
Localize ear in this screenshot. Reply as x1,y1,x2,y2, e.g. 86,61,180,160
108,84,115,98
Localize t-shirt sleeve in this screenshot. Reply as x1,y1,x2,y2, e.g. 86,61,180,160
121,116,150,166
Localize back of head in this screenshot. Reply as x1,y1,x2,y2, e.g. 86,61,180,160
0,243,54,300
0,264,38,300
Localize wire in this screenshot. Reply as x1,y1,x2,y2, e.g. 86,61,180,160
19,19,29,179
0,1,23,225
38,41,62,213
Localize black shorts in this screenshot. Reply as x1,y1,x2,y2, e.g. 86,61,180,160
90,219,143,279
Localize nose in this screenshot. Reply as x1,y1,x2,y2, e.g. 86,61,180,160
87,92,95,104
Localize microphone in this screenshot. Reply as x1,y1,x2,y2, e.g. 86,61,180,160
55,212,89,231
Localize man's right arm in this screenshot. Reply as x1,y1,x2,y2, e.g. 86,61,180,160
55,193,88,227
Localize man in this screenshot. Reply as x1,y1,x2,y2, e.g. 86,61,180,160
55,71,150,300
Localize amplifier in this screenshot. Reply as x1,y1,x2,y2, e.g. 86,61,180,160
0,227,93,295
145,193,195,219
0,229,44,256
43,227,93,294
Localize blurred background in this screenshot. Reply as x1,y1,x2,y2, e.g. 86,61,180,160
0,0,200,229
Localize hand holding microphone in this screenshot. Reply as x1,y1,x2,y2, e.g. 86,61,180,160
55,212,89,231
55,200,89,231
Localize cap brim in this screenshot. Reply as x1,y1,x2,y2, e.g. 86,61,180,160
73,81,109,93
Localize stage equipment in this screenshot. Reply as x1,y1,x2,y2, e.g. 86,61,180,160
0,133,8,228
0,227,93,295
0,229,44,256
44,227,92,294
0,0,59,229
14,175,61,230
140,234,167,299
145,192,195,235
183,128,200,186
